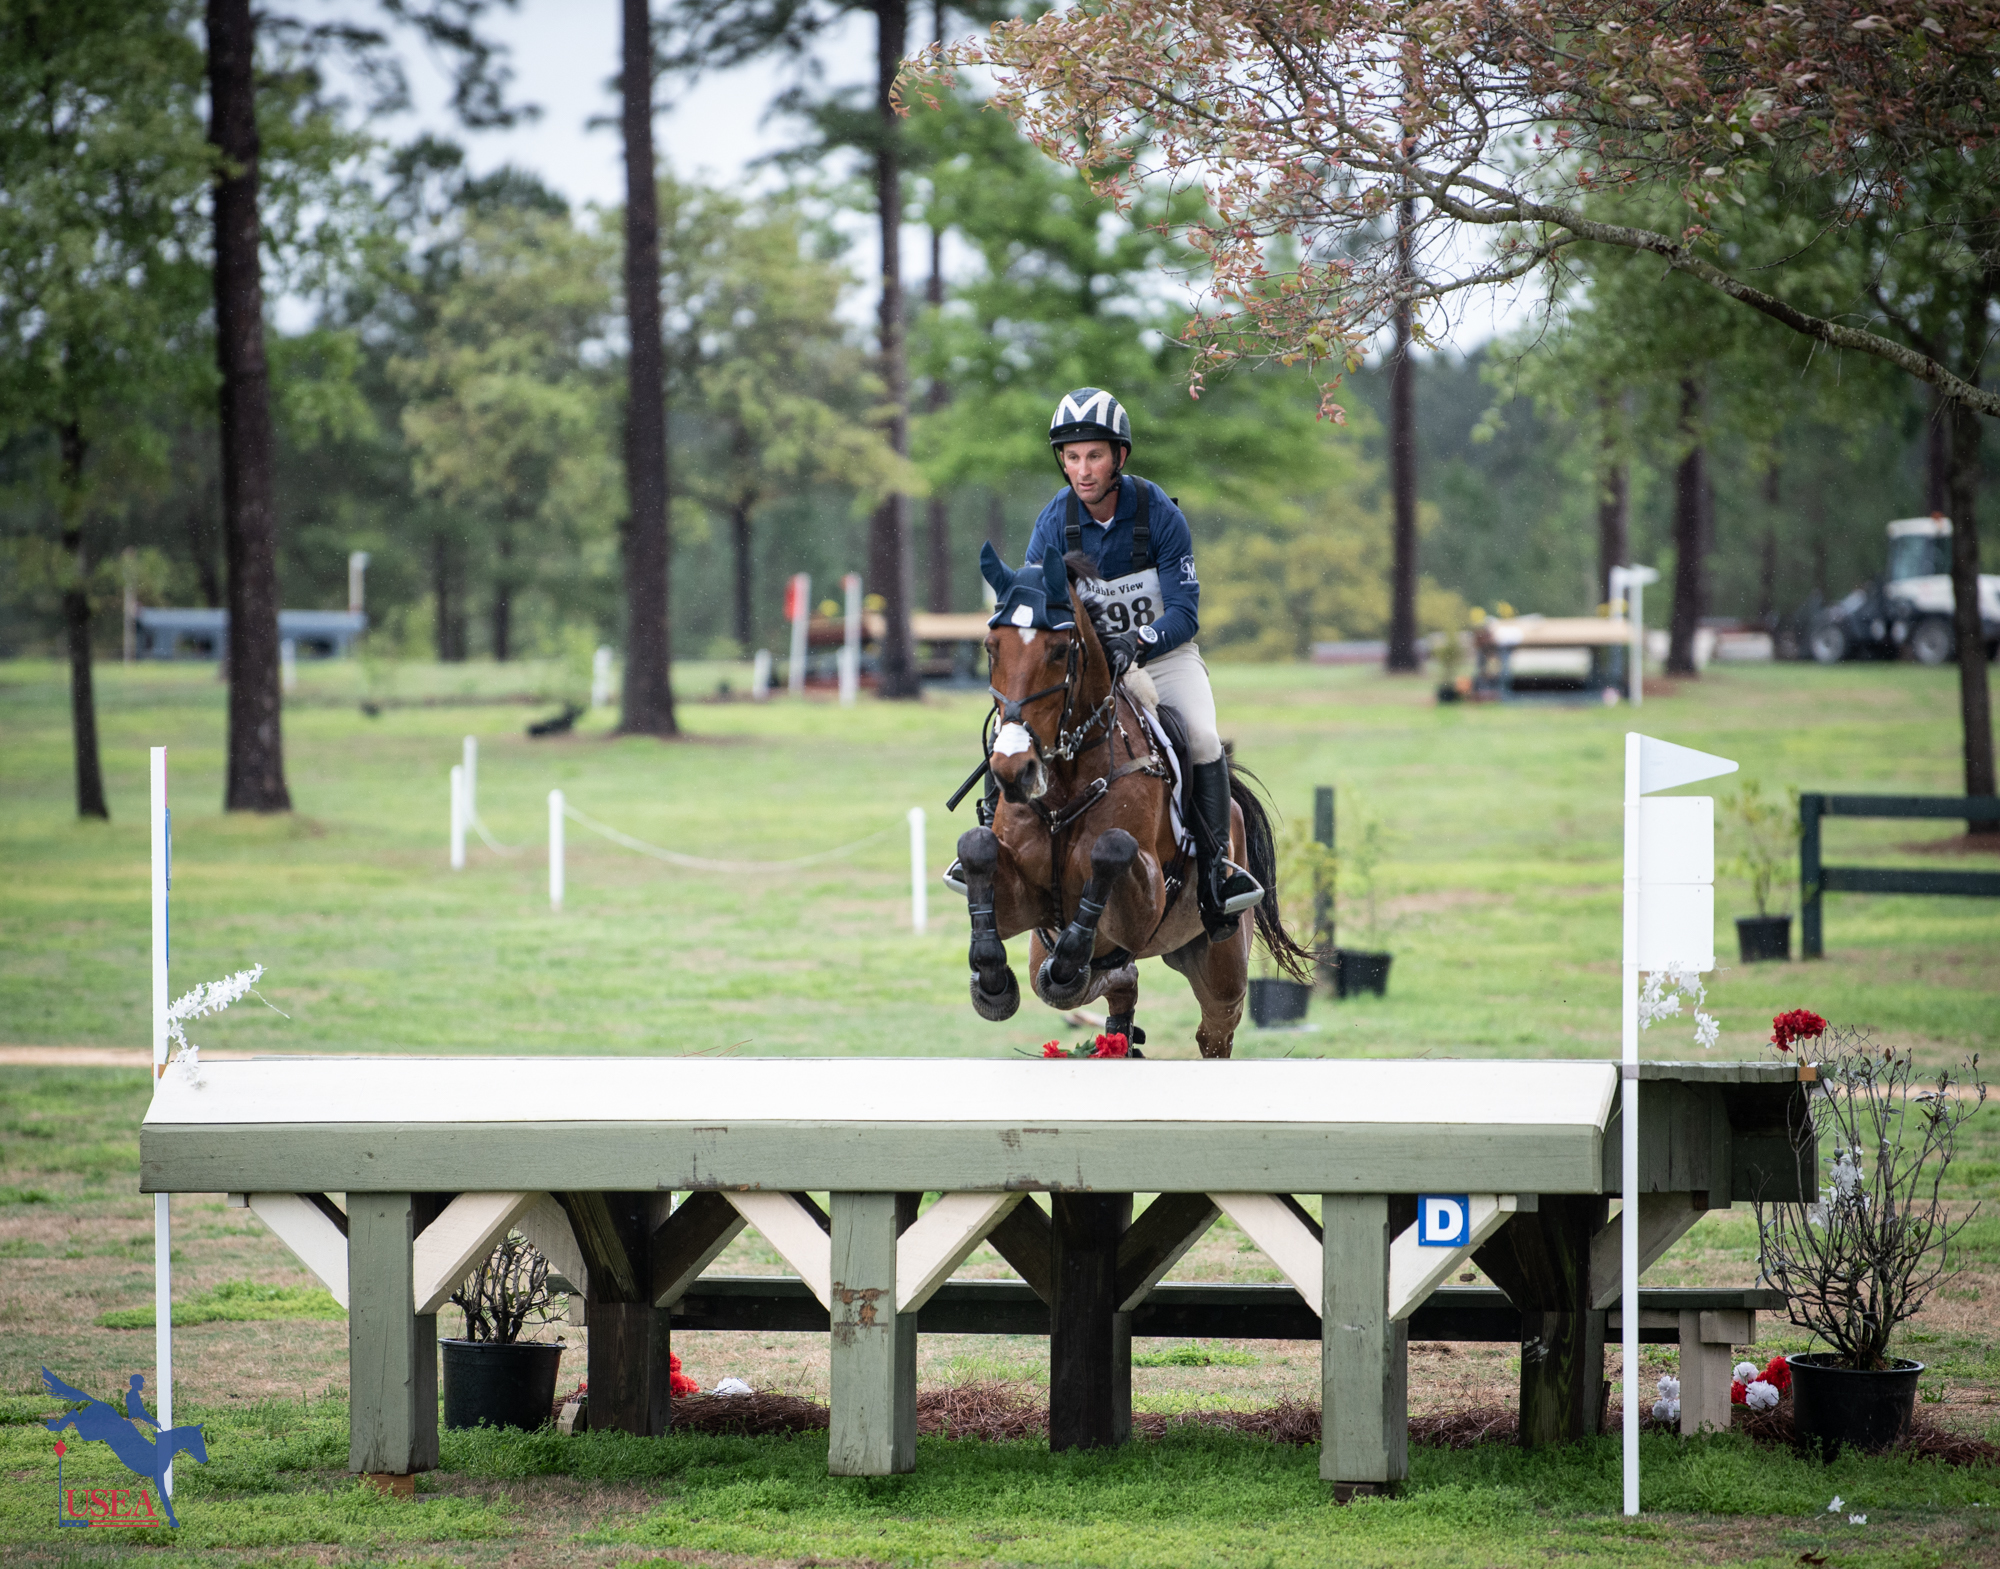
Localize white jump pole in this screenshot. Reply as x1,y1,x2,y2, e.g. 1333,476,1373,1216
1611,565,1659,710
840,573,862,707
1620,731,1641,1516
908,806,927,934
280,638,297,693
548,789,565,913
150,747,174,1493
462,734,478,823
752,649,772,701
449,765,466,870
592,646,614,709
787,574,811,697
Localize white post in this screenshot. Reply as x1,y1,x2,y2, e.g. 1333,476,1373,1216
787,572,811,696
1620,731,1642,1517
752,648,772,701
450,765,466,871
592,646,614,708
280,638,297,693
908,806,927,934
462,735,478,826
840,573,863,706
548,790,565,913
1612,566,1659,710
348,550,370,614
150,747,174,1494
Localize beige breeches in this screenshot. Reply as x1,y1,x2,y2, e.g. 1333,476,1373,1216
1143,643,1222,763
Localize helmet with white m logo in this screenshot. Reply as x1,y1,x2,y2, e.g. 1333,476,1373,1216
1048,387,1132,454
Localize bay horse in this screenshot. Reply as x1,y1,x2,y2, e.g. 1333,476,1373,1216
955,549,1311,1058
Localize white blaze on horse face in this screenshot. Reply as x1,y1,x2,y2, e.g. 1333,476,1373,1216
994,723,1034,758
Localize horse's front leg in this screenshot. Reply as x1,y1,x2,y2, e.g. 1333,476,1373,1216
1034,829,1139,1010
958,826,1024,1020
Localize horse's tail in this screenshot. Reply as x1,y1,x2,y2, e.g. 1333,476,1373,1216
1229,764,1316,984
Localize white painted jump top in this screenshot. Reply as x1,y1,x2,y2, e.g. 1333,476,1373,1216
146,1057,1618,1129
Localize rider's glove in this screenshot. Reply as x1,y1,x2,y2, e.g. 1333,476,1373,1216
1101,630,1142,677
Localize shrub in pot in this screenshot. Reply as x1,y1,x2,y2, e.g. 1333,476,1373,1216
442,1231,567,1431
1325,805,1393,999
1755,1021,1986,1456
1255,820,1333,1025
1723,780,1794,962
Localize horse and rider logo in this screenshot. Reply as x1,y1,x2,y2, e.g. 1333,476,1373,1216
42,1368,207,1528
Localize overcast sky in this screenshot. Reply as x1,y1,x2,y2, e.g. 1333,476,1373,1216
329,1,1521,352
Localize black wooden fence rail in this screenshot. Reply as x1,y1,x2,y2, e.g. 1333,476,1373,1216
1799,793,2000,958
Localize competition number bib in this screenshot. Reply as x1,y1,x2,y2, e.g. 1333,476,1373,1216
1089,567,1164,636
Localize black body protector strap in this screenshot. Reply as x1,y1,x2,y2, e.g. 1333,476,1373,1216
1065,477,1152,572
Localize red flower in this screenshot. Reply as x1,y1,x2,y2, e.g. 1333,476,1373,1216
1042,1041,1065,1058
1091,1032,1130,1059
1770,1009,1828,1053
669,1352,699,1397
1730,1379,1748,1405
1763,1355,1791,1393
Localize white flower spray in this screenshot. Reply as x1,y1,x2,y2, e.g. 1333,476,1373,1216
1639,962,1719,1049
164,964,274,1085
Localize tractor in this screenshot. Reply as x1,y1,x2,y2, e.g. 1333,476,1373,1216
1808,515,2000,665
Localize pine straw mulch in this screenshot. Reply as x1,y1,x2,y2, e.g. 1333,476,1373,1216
546,1385,1996,1465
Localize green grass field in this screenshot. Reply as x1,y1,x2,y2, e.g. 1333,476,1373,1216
3,654,1996,1060
3,653,1998,1565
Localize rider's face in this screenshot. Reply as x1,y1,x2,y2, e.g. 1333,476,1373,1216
1060,440,1123,506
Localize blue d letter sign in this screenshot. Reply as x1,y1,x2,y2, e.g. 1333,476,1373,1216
1418,1194,1470,1247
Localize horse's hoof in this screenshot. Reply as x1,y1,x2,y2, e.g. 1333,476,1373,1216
1033,956,1094,1011
971,967,1020,1021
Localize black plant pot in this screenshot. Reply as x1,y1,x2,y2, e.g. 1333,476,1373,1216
1788,1352,1923,1458
441,1339,566,1431
1248,977,1311,1027
1736,914,1792,963
1330,948,1393,998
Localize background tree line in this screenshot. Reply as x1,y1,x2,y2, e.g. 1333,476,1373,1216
4,0,1993,822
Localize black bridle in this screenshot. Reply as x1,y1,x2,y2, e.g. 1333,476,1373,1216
985,627,1116,773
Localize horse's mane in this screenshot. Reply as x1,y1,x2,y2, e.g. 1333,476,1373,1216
1061,551,1112,645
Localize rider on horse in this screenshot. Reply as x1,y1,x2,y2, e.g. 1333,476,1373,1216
1026,387,1263,941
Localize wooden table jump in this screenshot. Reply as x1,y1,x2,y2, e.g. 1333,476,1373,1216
141,1057,1811,1495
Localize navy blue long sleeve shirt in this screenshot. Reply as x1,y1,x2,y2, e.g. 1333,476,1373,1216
1023,475,1199,654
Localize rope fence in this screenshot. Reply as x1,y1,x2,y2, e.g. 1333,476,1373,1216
446,737,929,929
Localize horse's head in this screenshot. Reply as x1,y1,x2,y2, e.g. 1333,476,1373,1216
165,1423,209,1466
983,551,1111,804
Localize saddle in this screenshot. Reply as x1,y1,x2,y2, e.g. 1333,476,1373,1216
1122,680,1197,863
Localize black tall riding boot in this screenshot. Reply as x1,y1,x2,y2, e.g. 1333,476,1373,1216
1191,758,1263,941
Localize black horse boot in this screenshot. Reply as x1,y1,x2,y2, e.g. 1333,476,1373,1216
1191,757,1263,941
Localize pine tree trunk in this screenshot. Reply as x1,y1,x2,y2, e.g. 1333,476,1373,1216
1947,397,1996,810
492,531,513,661
871,0,919,698
1385,192,1420,673
925,185,950,613
1668,380,1707,677
1595,397,1628,611
207,0,289,811
619,0,677,735
58,423,108,820
731,499,754,653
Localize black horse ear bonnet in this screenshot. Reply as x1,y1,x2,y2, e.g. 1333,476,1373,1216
981,542,1076,632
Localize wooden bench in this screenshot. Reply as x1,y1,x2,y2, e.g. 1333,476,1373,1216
145,1056,1811,1495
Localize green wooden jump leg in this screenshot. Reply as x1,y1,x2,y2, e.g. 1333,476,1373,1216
829,1192,915,1475
1320,1194,1407,1498
348,1192,438,1489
